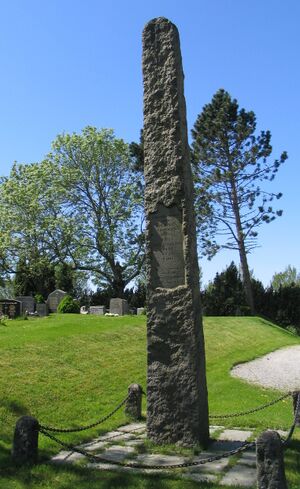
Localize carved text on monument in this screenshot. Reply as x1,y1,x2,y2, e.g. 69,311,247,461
150,205,185,288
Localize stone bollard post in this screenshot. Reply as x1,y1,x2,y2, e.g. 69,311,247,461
125,384,143,420
292,391,300,426
256,430,287,489
12,416,39,465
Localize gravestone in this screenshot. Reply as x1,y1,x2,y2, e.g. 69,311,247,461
16,296,35,314
36,303,49,317
47,289,67,312
0,299,21,319
109,298,129,316
89,305,106,315
143,17,209,446
137,307,145,315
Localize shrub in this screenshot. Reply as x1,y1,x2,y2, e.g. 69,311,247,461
57,295,80,314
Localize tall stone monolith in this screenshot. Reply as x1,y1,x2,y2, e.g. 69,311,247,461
143,17,209,446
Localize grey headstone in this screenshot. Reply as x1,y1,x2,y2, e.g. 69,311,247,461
142,17,209,446
89,305,106,315
16,296,35,314
12,416,39,465
109,298,129,315
47,289,67,312
0,299,21,318
256,430,287,489
36,303,49,317
137,307,145,315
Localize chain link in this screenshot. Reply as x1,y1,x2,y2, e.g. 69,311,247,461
39,427,255,470
209,392,291,419
39,395,129,433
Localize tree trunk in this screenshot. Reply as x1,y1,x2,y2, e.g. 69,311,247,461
230,174,255,315
111,262,125,298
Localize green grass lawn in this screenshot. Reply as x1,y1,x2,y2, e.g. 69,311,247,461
1,314,300,488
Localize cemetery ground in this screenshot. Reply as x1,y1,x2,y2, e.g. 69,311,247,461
1,314,300,488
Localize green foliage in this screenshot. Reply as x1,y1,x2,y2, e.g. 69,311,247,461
191,89,287,312
57,295,80,313
271,265,300,291
0,314,299,488
0,127,145,299
34,293,44,304
202,262,248,315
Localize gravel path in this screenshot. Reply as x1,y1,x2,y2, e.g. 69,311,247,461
231,345,300,391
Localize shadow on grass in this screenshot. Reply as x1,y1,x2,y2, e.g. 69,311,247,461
0,398,30,417
0,461,214,489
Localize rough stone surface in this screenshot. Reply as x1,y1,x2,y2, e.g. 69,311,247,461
220,463,257,487
100,445,135,462
142,16,209,447
256,430,287,489
12,416,39,465
125,384,143,420
36,303,49,317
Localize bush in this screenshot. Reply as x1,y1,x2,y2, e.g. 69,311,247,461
57,295,80,314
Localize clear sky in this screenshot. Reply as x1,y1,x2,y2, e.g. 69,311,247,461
0,0,299,287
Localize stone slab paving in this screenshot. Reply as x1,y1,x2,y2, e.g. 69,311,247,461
50,422,263,486
219,429,253,442
220,463,257,487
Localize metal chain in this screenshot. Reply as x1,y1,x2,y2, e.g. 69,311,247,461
210,392,291,419
39,427,255,470
39,395,129,433
282,392,300,447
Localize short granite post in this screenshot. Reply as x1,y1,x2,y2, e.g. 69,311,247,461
12,416,39,465
292,391,300,426
125,384,143,420
143,17,209,446
256,430,287,489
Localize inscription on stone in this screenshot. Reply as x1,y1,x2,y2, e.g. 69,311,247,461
150,205,185,289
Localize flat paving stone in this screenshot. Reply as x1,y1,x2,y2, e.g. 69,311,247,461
192,453,230,473
51,450,85,463
124,439,145,447
135,453,185,466
220,463,257,487
118,423,146,433
98,431,134,441
210,425,224,435
219,429,253,442
183,472,218,483
81,441,107,451
100,445,136,462
210,439,247,452
239,450,256,467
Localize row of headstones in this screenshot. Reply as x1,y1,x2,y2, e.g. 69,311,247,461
85,299,145,316
0,290,67,319
0,292,146,319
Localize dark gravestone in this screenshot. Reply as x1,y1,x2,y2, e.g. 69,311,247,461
90,305,106,315
0,299,21,318
16,296,35,314
256,430,287,489
12,416,39,465
109,298,129,315
142,17,209,446
47,289,67,312
36,303,49,317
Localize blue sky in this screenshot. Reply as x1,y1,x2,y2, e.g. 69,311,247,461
0,0,299,287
